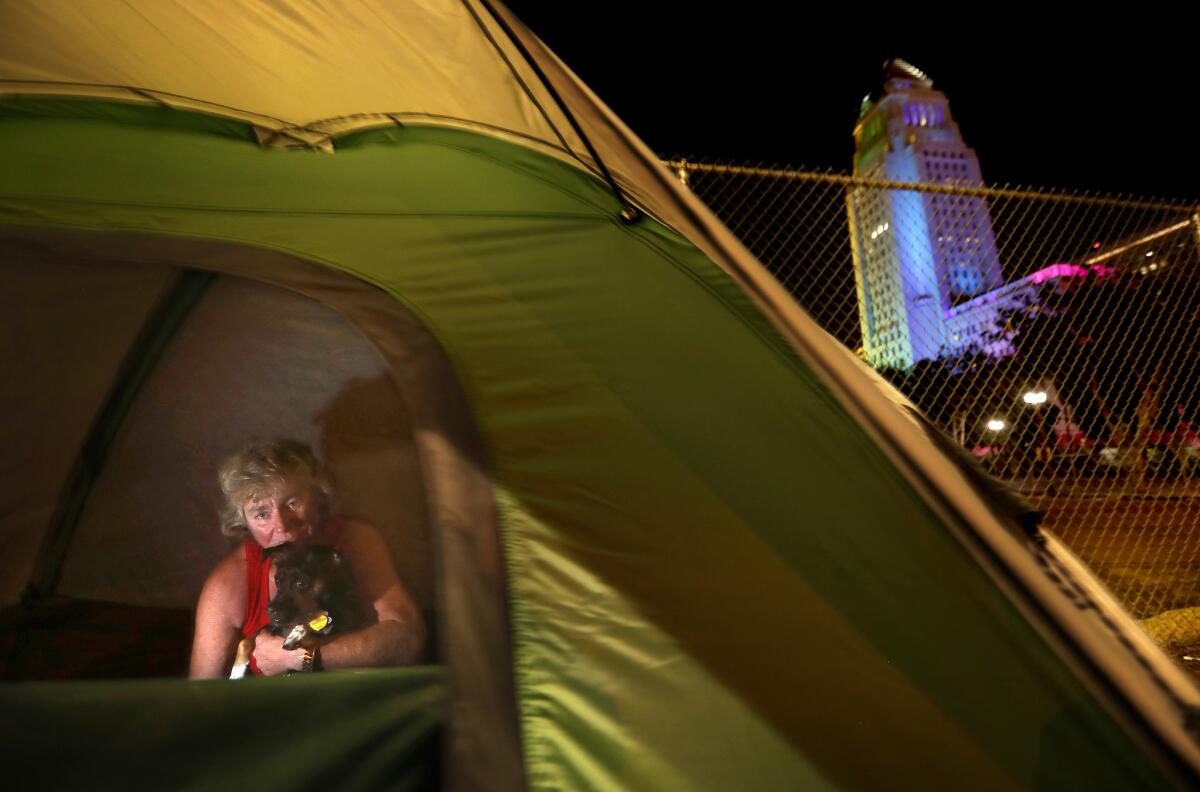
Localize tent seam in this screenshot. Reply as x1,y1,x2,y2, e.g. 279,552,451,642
0,196,602,220
457,0,573,155
473,0,637,220
413,136,618,217
26,268,216,598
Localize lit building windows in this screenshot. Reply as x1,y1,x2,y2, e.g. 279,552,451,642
851,61,1008,367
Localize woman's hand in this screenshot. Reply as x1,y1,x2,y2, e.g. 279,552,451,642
251,632,306,676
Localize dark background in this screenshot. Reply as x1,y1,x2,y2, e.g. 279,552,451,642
507,5,1196,199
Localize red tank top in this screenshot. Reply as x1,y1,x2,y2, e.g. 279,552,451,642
241,517,346,675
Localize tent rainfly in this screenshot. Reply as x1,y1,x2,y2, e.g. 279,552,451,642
2,2,1199,790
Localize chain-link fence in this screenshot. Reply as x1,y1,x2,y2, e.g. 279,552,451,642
670,158,1200,668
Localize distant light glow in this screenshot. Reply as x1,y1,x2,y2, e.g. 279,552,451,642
1085,222,1189,265
1028,262,1115,283
1023,391,1048,405
986,419,1006,431
1145,250,1154,257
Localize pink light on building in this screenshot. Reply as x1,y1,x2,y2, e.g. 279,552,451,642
1027,263,1115,284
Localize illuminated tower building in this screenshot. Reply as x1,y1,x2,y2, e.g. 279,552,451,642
849,60,1009,369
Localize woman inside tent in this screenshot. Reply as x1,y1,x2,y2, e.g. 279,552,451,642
189,440,426,677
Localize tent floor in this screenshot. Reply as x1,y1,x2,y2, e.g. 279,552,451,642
0,596,192,680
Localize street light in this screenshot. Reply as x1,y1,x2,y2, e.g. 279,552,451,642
986,418,1006,432
1023,390,1047,405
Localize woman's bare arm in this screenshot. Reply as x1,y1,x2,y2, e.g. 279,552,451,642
189,551,245,679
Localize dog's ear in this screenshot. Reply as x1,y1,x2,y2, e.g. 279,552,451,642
307,546,335,567
304,545,342,567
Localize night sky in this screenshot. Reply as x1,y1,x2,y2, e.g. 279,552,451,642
507,6,1196,200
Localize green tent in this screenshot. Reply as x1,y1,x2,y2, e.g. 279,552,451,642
1,2,1198,789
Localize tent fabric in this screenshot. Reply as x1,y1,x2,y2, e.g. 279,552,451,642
0,253,176,604
0,667,445,791
0,104,1189,787
0,0,584,155
0,0,714,225
2,1,1199,788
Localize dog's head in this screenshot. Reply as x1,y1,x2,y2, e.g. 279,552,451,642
266,543,362,640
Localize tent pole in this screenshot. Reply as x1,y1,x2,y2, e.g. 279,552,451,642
471,0,641,223
25,269,216,601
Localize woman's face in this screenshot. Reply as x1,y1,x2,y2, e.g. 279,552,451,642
242,473,320,549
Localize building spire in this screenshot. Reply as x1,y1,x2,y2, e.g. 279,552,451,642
884,58,933,87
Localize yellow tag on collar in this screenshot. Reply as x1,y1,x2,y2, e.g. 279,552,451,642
308,613,331,632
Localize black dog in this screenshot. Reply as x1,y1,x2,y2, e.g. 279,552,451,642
266,543,364,647
229,543,364,678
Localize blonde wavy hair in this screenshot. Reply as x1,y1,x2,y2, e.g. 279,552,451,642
217,439,335,539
